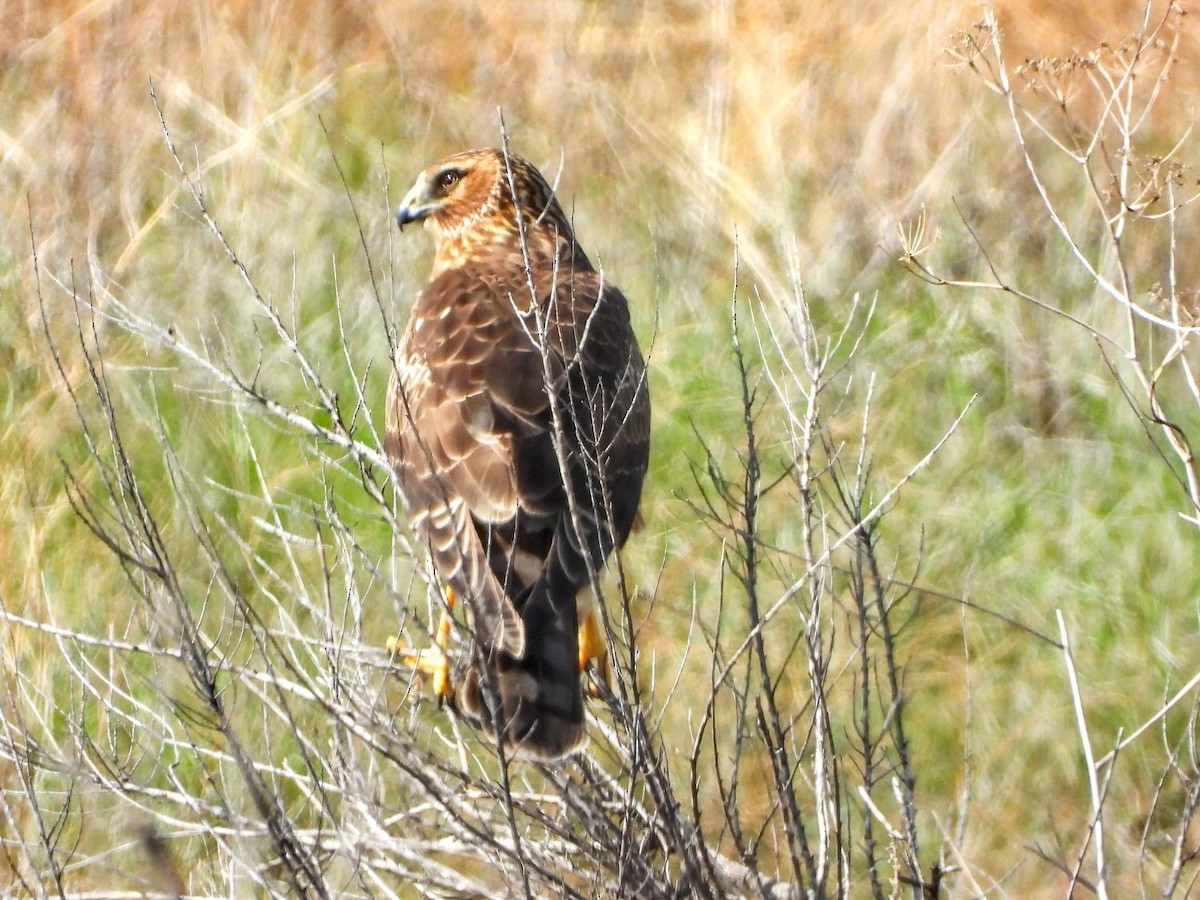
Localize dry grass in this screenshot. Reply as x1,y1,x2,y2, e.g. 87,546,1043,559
3,0,1200,896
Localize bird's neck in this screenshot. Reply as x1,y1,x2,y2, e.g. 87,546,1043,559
430,225,591,282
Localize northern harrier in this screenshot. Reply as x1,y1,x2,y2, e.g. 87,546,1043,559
386,148,650,761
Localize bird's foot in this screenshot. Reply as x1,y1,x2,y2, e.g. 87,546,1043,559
578,609,610,698
389,588,456,703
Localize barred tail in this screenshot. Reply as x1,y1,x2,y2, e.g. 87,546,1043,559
459,568,586,762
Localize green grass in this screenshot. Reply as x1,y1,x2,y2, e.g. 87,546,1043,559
4,1,1200,895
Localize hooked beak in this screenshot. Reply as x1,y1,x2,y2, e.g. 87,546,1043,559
396,176,437,230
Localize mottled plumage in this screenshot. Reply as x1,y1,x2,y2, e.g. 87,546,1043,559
387,148,650,760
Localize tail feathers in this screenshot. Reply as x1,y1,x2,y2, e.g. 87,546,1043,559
458,578,585,761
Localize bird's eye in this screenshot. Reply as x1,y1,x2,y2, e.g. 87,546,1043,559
437,169,461,190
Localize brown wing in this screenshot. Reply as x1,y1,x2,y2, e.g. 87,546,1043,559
387,266,539,657
388,262,648,617
386,259,649,754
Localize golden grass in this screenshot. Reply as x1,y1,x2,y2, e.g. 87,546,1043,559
4,0,1200,894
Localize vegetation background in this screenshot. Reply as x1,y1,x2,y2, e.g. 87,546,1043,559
2,0,1199,896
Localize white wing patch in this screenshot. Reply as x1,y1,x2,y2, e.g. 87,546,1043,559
398,351,431,392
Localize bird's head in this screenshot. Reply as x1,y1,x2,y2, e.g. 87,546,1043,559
396,149,497,232
396,148,584,277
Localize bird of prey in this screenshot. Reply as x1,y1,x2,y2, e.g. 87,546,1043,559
386,148,650,761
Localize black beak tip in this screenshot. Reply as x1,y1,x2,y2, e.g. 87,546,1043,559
397,206,428,231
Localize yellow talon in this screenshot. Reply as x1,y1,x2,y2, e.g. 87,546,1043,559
389,588,457,702
578,609,610,696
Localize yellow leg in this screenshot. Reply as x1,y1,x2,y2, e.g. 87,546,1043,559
578,609,610,696
388,587,456,702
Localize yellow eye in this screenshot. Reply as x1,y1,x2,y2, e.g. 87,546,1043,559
437,169,461,190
